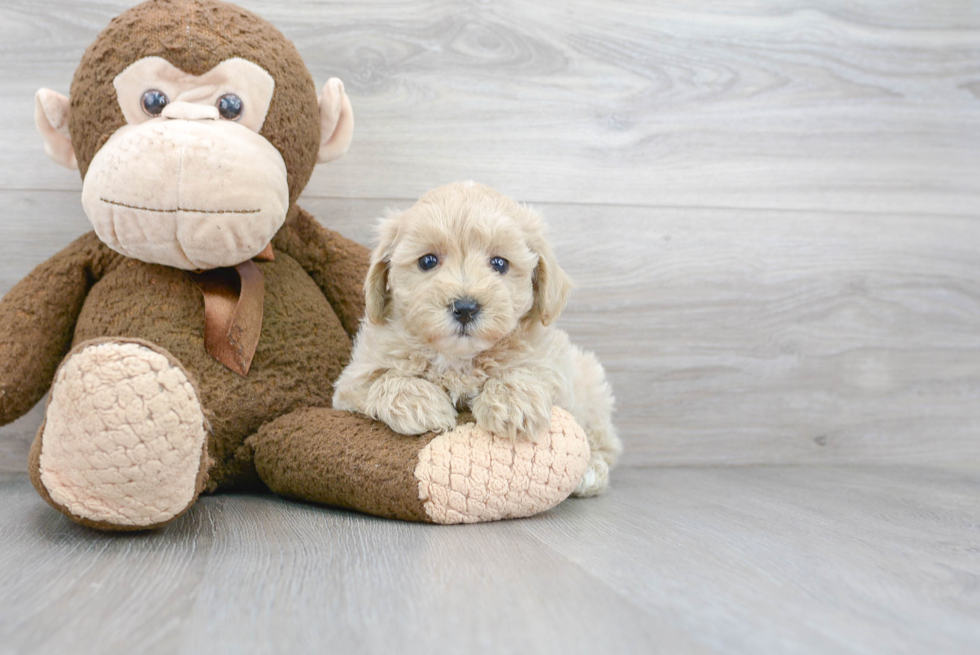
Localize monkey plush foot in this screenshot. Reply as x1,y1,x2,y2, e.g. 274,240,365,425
249,406,591,524
29,339,210,530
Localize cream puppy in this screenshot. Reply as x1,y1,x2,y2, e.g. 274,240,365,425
333,182,621,496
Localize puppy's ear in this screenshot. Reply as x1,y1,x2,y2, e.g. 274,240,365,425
525,211,573,326
365,211,400,324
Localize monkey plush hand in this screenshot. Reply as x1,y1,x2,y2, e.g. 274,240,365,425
1,0,590,530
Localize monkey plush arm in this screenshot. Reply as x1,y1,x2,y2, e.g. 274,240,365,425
0,232,118,425
272,207,370,339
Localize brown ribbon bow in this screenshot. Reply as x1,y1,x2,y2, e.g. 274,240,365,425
188,243,274,377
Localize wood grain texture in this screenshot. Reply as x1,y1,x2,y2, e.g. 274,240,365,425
521,466,980,655
2,466,978,655
2,193,978,470
0,0,978,213
1,4,979,651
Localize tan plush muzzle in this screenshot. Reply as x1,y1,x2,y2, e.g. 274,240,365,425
81,118,289,270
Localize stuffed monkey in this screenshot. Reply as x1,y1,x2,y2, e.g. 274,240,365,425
1,0,589,530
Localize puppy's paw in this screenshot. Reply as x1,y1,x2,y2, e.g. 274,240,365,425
472,378,552,441
571,456,610,497
370,377,457,435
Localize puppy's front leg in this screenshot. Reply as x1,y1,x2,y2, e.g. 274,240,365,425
472,369,554,441
367,373,457,436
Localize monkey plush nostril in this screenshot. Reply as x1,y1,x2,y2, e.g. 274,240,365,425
451,298,481,325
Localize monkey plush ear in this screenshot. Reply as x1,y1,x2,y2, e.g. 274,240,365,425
316,78,354,163
35,89,77,169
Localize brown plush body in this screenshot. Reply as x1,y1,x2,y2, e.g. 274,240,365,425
2,0,591,531
7,208,443,522
22,210,360,490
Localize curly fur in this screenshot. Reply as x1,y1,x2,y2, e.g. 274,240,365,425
333,182,621,496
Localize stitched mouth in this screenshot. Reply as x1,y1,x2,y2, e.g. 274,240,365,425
100,198,261,215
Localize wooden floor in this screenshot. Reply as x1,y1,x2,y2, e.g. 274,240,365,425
0,1,978,653
2,466,978,655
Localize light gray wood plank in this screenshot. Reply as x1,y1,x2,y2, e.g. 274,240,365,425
520,466,980,655
2,467,978,655
3,191,978,470
1,1,978,213
0,402,44,479
0,471,686,655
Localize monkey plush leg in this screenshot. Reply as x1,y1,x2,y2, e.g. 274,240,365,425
248,406,591,524
29,339,210,531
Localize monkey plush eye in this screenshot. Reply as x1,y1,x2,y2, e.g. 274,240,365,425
140,89,169,116
217,93,245,120
418,254,439,271
490,257,510,274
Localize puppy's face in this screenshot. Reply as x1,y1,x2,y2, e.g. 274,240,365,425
366,182,571,358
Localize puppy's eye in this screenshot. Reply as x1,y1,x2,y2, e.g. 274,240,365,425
418,254,440,271
141,89,169,116
490,257,509,274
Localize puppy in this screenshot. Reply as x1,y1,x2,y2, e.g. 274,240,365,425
333,182,621,496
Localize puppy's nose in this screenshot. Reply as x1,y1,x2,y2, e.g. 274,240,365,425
451,298,481,325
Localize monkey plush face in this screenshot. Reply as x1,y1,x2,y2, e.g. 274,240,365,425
34,0,353,270
79,56,286,269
